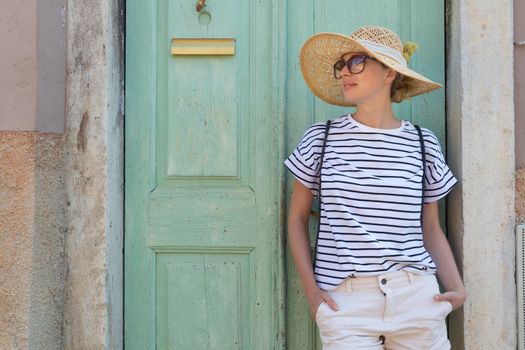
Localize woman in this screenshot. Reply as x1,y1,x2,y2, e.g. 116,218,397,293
285,26,466,349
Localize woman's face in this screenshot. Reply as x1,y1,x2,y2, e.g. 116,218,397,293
337,52,395,105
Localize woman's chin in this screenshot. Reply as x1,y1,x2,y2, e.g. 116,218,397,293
343,95,359,104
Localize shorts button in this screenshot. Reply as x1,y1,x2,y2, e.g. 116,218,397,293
381,278,387,285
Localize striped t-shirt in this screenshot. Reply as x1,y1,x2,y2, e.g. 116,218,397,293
284,115,457,291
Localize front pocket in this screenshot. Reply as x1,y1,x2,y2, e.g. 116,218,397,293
315,301,327,322
443,300,453,315
434,299,453,318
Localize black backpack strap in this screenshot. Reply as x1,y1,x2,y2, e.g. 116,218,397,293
312,120,331,268
414,125,426,224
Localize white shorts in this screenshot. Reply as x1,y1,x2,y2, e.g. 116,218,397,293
315,270,452,350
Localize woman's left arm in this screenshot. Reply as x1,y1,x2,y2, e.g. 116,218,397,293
422,201,466,311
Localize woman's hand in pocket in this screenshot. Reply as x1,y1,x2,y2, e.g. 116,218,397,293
434,289,466,311
307,288,339,320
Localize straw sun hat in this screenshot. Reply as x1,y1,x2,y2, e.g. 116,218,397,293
300,26,442,107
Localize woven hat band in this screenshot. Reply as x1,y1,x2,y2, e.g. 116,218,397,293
357,39,407,67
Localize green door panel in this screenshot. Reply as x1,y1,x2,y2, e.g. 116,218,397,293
159,1,249,180
285,1,445,349
125,0,285,348
155,249,251,349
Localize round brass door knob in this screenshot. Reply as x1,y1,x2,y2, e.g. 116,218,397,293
196,0,206,12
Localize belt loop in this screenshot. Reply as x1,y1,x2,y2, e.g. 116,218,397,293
407,271,415,283
346,277,353,292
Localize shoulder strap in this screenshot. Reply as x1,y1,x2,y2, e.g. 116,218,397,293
414,125,426,224
312,120,331,268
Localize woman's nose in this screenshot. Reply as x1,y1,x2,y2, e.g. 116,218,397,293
340,64,351,76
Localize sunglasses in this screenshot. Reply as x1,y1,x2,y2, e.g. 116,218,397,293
333,54,377,79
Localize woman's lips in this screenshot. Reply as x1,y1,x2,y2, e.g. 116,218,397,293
342,81,357,90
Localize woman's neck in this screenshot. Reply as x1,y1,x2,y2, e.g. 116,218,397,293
352,103,400,129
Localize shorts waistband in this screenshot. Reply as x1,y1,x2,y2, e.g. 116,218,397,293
335,270,434,293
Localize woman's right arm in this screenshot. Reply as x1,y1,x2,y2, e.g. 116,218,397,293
288,179,338,319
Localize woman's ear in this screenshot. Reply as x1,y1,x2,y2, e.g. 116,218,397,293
385,69,397,84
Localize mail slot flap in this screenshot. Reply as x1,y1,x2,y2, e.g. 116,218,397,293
171,38,236,56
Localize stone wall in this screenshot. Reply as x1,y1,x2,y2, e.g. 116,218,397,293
446,0,516,349
63,0,124,348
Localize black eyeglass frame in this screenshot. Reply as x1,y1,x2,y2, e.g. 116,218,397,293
333,54,378,79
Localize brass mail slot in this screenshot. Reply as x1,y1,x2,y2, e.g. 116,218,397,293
171,38,236,56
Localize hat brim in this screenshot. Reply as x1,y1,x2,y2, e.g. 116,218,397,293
300,33,443,107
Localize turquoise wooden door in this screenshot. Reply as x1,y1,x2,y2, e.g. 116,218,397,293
125,0,285,349
285,1,445,349
126,0,444,349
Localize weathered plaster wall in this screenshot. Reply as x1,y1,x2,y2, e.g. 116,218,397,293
36,0,67,133
28,133,67,349
0,0,65,132
0,1,37,130
0,1,67,348
0,132,65,350
0,133,34,348
446,0,516,349
63,0,124,348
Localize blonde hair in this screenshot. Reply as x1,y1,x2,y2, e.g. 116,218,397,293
390,42,418,103
391,74,411,103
